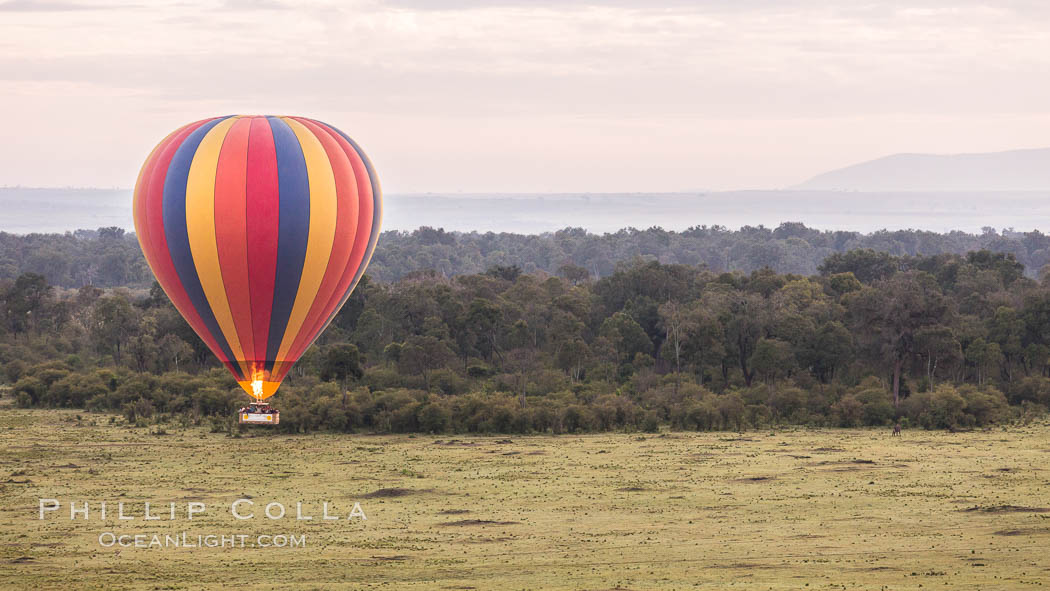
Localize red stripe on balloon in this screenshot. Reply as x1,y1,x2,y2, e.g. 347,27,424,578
140,117,240,374
214,117,255,368
272,118,375,381
281,117,361,363
245,116,281,367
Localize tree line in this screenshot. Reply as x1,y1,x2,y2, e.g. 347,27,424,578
5,223,1050,289
3,235,1050,433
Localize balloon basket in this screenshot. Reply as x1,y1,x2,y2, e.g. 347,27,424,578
238,402,280,425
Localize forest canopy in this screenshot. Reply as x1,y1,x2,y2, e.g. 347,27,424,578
2,224,1049,434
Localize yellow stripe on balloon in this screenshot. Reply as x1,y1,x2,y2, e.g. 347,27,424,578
274,117,338,363
184,116,251,379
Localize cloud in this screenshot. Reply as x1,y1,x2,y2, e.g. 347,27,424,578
2,0,1050,190
0,0,130,11
217,0,293,10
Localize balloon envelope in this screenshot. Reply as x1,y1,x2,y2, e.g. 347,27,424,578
133,115,381,399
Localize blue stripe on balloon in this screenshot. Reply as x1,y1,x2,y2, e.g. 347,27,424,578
161,116,245,380
263,116,310,373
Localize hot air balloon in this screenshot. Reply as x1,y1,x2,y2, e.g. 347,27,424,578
133,116,381,424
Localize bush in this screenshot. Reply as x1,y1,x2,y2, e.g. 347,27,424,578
45,374,108,407
466,363,495,379
717,393,748,431
672,399,720,431
640,411,661,433
417,400,451,433
561,404,594,433
851,379,895,426
12,376,45,406
4,359,27,383
123,397,154,423
768,387,807,421
1005,377,1050,406
902,385,967,429
958,385,1010,426
831,395,863,427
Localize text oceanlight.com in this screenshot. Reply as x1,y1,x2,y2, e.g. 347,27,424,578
98,532,307,549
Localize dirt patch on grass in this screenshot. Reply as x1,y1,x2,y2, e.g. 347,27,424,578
459,536,514,544
723,562,781,569
960,505,1050,513
808,459,881,471
994,528,1050,536
438,519,519,527
361,488,433,499
432,440,478,447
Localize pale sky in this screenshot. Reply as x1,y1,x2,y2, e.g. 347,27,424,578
2,0,1050,192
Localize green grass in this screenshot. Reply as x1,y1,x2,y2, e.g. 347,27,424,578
2,408,1049,589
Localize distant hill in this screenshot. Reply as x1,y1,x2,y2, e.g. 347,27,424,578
5,187,1050,235
793,147,1050,191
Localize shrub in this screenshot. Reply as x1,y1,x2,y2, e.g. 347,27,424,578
902,385,968,429
852,380,895,426
640,411,661,433
45,374,108,407
1005,377,1050,406
716,393,748,430
958,385,1010,426
831,395,863,427
417,400,451,433
123,397,154,423
12,376,45,406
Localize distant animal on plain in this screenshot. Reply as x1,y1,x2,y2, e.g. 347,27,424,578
892,422,901,436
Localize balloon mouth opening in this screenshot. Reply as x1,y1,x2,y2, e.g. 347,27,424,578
237,375,281,400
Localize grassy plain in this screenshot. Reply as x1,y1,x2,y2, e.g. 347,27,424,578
1,407,1049,590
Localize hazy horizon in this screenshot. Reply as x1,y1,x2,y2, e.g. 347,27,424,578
4,186,1050,236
